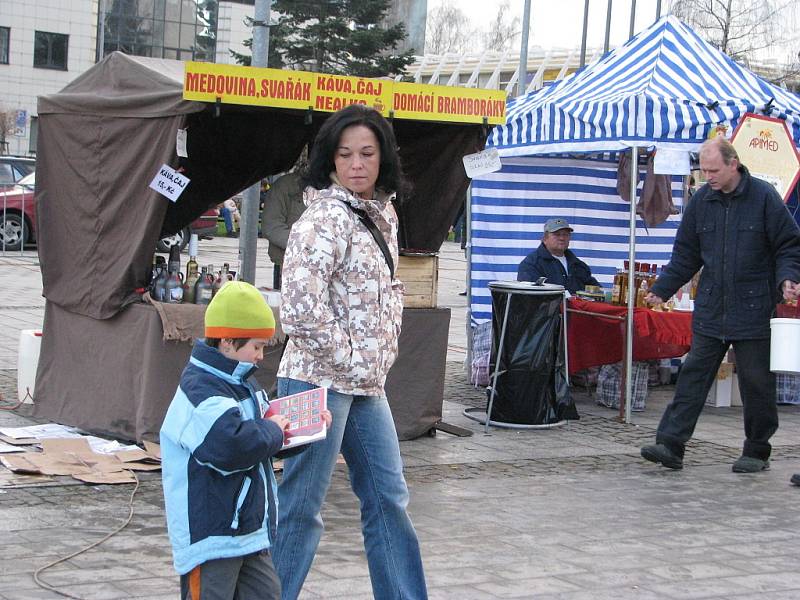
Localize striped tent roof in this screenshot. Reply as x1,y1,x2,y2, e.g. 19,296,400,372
488,15,800,156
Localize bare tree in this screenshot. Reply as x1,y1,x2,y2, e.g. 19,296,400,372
482,1,520,52
0,107,15,154
425,1,474,54
669,0,799,64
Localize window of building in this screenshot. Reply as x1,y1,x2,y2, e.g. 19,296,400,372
103,0,217,62
0,27,9,64
34,31,68,70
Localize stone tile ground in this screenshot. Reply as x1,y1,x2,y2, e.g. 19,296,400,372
1,241,799,599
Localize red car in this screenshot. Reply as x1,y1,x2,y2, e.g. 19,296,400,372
0,172,218,253
0,172,35,251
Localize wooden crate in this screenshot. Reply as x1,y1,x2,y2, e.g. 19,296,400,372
397,254,438,308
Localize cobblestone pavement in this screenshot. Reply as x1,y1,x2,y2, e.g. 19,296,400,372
2,366,800,600
2,243,800,599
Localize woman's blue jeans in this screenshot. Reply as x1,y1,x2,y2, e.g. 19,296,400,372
273,378,428,600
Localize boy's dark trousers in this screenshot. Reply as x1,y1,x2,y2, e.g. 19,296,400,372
656,333,778,461
181,550,280,600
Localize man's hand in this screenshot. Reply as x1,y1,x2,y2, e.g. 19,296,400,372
645,292,665,306
782,280,800,302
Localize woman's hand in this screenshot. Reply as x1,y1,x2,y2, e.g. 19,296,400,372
320,409,333,428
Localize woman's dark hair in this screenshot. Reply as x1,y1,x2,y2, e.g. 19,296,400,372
305,105,405,194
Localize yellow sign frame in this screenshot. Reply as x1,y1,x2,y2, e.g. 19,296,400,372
183,62,506,125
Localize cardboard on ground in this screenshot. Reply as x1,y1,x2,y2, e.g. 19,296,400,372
0,436,161,484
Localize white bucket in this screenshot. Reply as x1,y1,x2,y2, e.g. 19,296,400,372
770,318,800,374
17,330,42,404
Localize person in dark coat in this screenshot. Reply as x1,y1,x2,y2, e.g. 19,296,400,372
517,217,599,294
641,137,800,475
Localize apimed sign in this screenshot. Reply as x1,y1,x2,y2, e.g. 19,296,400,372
730,113,800,202
183,62,506,126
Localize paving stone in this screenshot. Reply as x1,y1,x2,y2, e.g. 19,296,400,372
1,241,800,599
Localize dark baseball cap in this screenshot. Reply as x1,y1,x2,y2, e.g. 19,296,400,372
543,218,573,233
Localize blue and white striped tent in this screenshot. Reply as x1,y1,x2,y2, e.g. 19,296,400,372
469,15,800,324
489,15,800,155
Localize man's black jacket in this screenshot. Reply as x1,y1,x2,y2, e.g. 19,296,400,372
651,166,800,340
517,244,599,294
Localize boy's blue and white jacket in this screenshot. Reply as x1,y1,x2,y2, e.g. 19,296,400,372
160,340,285,575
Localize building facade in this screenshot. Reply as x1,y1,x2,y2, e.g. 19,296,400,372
0,0,253,156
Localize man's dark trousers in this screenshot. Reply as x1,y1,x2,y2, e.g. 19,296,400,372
656,332,777,461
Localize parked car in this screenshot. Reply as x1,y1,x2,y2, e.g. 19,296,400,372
156,206,219,253
0,156,35,189
0,171,35,251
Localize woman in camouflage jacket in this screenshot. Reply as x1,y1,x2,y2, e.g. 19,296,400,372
272,105,428,600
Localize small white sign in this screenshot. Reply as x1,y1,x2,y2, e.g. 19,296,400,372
462,147,502,178
176,128,188,157
149,164,190,202
653,148,690,175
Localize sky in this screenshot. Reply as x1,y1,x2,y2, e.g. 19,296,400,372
425,0,796,63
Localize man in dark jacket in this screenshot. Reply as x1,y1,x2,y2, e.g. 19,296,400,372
261,171,306,289
641,137,800,474
517,217,599,294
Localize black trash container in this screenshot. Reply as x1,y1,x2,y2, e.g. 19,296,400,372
487,281,578,425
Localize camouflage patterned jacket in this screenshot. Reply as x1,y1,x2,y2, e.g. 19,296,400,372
277,183,404,396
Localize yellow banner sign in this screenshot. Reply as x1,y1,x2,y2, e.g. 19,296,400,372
183,62,313,109
312,73,392,116
183,62,506,125
392,82,506,125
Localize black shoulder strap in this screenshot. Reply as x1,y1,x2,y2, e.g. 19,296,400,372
346,204,395,280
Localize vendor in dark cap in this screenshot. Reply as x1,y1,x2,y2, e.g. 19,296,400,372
517,217,599,294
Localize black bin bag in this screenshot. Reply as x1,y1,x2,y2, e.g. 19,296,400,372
487,282,579,425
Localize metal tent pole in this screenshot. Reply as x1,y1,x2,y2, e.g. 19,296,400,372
465,184,473,371
485,292,512,434
517,0,532,97
624,144,638,423
562,293,569,386
239,0,271,283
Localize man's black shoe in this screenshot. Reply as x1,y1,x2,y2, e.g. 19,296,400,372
791,473,800,486
641,443,683,470
732,455,769,473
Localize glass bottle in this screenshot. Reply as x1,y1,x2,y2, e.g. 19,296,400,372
167,244,181,278
620,260,630,305
195,266,214,305
149,255,166,297
611,266,622,305
154,259,169,302
212,265,226,296
648,263,659,289
637,275,649,308
183,235,199,304
165,253,184,304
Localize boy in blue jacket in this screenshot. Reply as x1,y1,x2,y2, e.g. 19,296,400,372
160,281,290,600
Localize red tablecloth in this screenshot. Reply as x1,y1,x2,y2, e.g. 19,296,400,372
567,298,693,374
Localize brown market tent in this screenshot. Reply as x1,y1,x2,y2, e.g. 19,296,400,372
33,52,483,441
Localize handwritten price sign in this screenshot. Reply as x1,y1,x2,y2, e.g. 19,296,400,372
149,164,190,202
462,147,502,179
